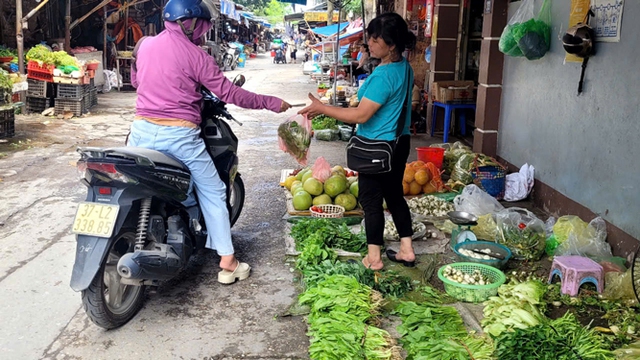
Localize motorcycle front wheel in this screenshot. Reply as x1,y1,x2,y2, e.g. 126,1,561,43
81,230,145,329
229,175,245,227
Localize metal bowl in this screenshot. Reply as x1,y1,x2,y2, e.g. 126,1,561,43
448,211,479,225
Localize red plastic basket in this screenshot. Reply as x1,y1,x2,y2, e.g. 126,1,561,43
86,63,99,70
416,147,445,169
27,60,55,82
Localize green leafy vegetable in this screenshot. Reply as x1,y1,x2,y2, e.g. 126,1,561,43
494,312,615,360
291,218,367,253
482,280,547,337
278,119,311,163
311,115,338,130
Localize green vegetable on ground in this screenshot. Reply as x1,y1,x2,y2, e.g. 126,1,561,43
291,218,367,253
311,115,338,130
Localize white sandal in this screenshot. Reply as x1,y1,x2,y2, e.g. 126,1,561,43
217,261,251,284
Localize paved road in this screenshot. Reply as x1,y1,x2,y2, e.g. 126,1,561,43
0,54,329,360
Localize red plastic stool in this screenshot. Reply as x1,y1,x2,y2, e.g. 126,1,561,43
548,256,604,297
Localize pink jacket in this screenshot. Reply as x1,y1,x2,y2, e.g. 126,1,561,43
132,20,281,125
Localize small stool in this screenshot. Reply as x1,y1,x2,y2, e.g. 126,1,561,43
548,256,604,297
430,101,476,143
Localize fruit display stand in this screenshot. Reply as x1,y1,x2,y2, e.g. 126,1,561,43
280,169,364,217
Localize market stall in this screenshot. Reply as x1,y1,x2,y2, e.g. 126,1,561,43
276,113,639,359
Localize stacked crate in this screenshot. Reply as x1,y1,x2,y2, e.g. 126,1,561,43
55,83,86,117
0,107,15,139
26,79,54,114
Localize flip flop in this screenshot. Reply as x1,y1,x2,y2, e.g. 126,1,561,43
217,262,251,284
385,249,416,268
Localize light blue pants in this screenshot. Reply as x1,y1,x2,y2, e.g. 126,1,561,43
128,120,234,256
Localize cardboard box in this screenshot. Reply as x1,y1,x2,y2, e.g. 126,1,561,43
432,81,475,103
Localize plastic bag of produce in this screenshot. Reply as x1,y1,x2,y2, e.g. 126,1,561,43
311,156,332,182
499,0,552,60
554,216,612,258
314,128,340,141
278,114,312,165
451,153,475,184
495,207,546,260
603,268,636,302
430,142,471,175
472,214,499,241
453,184,504,216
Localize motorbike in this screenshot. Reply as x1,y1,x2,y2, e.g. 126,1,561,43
273,48,286,64
204,40,226,68
222,43,240,70
69,75,248,329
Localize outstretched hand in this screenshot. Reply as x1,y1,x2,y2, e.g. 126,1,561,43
279,100,292,113
297,93,325,119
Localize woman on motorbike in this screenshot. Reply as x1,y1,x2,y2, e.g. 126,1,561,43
298,13,416,270
129,0,291,284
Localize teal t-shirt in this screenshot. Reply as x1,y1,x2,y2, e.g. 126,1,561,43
356,58,413,141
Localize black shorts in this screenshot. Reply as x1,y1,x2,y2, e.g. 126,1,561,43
290,51,296,60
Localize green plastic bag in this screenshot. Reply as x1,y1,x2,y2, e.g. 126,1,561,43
499,0,552,60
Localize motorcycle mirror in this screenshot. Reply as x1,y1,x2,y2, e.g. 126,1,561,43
233,75,246,88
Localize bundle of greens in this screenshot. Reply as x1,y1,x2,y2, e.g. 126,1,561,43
482,280,547,337
395,301,494,360
311,115,338,130
494,312,615,360
301,259,412,297
0,70,11,104
0,47,16,58
26,45,54,64
291,218,367,253
295,232,337,270
278,117,311,165
299,275,397,359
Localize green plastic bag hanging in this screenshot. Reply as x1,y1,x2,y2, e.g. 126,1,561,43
499,0,552,60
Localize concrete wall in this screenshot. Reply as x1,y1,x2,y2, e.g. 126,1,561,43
499,1,640,240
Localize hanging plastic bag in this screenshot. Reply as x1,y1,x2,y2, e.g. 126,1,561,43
453,184,504,216
499,0,552,60
278,114,312,165
311,156,332,182
495,207,546,260
554,216,612,258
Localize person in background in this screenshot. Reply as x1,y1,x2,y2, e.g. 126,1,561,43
288,38,297,64
253,35,259,53
130,0,291,284
297,13,417,270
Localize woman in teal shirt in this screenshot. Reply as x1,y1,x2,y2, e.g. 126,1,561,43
299,13,416,270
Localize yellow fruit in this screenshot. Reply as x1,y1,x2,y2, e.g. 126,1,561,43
402,181,410,195
412,160,426,170
284,176,297,190
403,167,415,183
414,170,431,186
409,181,422,195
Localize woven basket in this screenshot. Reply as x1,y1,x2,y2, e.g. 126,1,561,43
310,204,345,218
438,262,506,303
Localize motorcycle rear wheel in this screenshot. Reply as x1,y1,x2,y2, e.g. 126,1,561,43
229,175,245,227
81,231,145,329
223,55,233,70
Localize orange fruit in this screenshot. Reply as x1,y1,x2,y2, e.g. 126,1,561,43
409,181,422,195
403,167,416,183
414,169,431,185
402,181,410,195
423,182,437,194
412,160,426,170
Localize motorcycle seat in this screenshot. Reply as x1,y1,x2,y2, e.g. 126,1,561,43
106,147,188,171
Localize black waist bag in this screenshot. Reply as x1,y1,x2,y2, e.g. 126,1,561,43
345,64,411,175
346,136,396,174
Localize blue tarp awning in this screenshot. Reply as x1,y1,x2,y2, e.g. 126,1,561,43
310,22,350,37
277,0,307,5
220,0,240,21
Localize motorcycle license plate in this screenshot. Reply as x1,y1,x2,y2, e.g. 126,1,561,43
72,203,120,238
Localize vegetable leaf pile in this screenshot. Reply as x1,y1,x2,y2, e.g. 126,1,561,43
311,115,338,130
291,218,367,253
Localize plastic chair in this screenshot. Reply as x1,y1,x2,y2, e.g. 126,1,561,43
356,74,369,82
548,256,604,297
430,101,476,143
